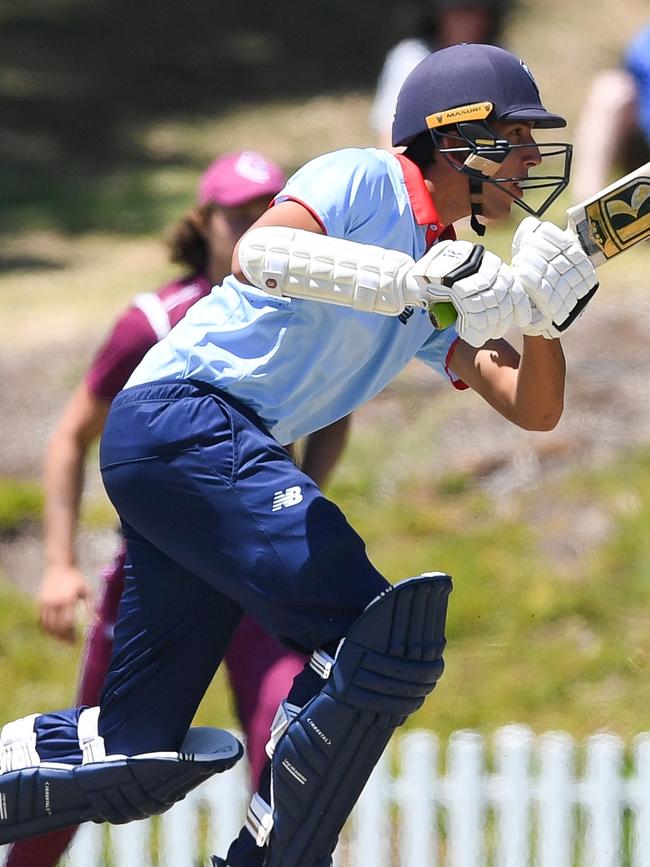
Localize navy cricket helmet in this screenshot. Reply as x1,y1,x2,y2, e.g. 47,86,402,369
392,43,572,233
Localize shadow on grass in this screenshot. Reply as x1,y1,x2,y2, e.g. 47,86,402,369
0,255,66,273
1,0,404,240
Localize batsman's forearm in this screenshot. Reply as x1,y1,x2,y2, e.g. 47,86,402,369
513,335,566,431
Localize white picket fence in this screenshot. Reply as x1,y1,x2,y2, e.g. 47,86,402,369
4,725,650,866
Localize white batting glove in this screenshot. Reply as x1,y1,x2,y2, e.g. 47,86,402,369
511,217,599,339
407,240,532,348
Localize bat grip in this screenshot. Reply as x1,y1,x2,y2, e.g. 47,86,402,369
428,301,458,329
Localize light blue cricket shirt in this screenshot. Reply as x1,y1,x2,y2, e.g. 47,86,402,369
126,148,462,445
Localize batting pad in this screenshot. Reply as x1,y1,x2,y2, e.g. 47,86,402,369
0,726,243,844
252,573,452,867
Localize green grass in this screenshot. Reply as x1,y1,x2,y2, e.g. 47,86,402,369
328,442,650,741
0,572,238,728
0,478,43,535
0,579,82,714
3,440,650,741
3,394,650,742
1,0,650,747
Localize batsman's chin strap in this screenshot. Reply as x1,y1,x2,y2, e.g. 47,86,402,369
469,176,486,237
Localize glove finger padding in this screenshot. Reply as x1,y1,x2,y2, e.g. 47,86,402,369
511,215,540,255
411,240,531,347
512,216,572,257
511,219,599,339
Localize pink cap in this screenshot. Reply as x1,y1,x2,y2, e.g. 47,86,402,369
198,150,286,207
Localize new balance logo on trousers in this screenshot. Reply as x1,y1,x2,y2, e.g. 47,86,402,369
272,486,303,511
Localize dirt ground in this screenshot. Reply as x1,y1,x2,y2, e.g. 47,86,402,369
2,266,650,599
0,333,117,596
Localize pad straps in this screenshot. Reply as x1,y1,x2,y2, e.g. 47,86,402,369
77,707,107,764
265,701,301,760
250,649,337,844
246,792,275,847
309,648,335,680
0,715,40,773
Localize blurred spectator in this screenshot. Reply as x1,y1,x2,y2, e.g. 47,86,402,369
6,150,350,867
572,24,650,202
371,0,513,148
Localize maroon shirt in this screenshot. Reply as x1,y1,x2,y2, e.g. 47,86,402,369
85,274,212,401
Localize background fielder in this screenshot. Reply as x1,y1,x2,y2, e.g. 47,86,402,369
5,150,350,867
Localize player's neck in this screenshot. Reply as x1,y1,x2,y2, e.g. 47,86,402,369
423,163,473,228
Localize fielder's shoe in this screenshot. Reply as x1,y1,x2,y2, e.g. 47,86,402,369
210,858,226,866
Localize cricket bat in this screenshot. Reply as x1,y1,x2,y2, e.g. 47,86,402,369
566,160,650,265
430,161,650,329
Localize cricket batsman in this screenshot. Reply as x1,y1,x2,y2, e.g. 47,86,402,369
0,44,598,867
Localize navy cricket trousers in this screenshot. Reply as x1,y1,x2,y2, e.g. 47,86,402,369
97,379,389,755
